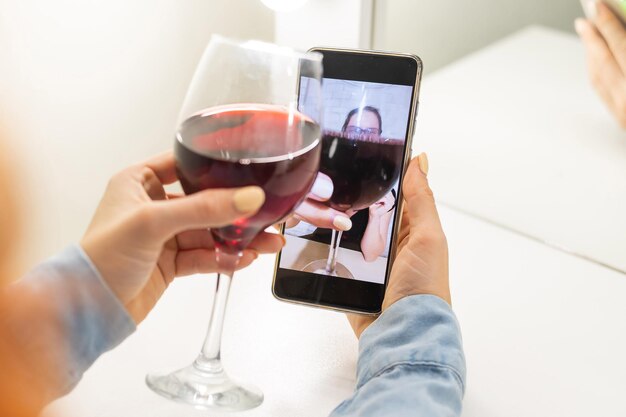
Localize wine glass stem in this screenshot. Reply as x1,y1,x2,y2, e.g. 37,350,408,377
325,230,343,273
194,249,241,373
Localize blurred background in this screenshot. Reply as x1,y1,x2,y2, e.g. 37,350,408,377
0,0,275,269
3,3,624,415
373,0,581,72
0,0,619,274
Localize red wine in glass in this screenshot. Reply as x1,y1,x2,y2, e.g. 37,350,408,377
175,104,321,252
320,130,404,212
302,129,404,277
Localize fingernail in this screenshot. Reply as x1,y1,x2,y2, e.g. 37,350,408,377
332,215,352,231
233,186,265,213
250,250,259,260
418,152,429,176
311,176,333,200
278,234,287,246
588,0,598,19
575,18,586,34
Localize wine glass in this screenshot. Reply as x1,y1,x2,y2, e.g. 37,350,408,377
303,127,404,277
146,36,323,411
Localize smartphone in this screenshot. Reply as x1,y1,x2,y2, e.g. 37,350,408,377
581,0,626,25
272,47,422,315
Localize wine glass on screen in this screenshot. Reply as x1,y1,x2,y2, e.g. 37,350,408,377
303,106,403,277
145,36,323,411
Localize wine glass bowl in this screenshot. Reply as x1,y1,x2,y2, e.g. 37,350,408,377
319,130,403,212
175,104,321,253
302,129,403,277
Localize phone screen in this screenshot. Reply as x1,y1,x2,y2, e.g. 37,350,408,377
274,50,420,313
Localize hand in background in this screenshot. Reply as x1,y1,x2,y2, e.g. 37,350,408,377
348,154,450,338
368,192,395,218
286,172,353,232
576,1,626,129
80,151,285,324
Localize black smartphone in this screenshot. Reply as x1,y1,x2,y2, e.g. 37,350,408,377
272,47,423,315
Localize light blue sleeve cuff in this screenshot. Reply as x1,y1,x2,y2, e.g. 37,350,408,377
14,245,136,393
357,294,466,392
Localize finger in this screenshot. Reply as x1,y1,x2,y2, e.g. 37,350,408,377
595,2,626,73
176,229,214,250
174,249,258,276
247,232,286,254
401,153,442,231
176,228,284,254
285,217,301,229
142,172,167,201
236,250,259,270
134,152,177,200
151,186,265,237
141,151,179,185
576,18,623,108
294,200,352,231
308,172,334,202
398,204,410,242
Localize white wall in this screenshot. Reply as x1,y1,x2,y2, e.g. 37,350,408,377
274,0,373,50
373,0,583,74
301,79,412,139
0,0,274,271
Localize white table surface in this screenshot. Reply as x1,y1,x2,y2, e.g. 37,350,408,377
416,26,626,273
44,204,626,417
43,27,626,417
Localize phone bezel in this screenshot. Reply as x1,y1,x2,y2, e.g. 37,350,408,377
272,47,423,315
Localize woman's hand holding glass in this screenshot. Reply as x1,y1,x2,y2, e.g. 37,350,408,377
288,181,396,263
80,151,285,325
287,173,353,232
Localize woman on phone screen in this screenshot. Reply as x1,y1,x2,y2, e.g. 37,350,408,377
289,106,396,262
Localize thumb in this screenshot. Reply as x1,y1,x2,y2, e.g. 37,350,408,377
308,172,334,202
151,186,265,237
402,153,442,230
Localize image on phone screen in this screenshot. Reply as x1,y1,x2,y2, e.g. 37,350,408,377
278,77,414,284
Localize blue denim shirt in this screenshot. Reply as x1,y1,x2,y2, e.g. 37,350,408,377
330,295,466,417
3,245,135,399
6,245,465,415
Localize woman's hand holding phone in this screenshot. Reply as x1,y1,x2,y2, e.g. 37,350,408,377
348,154,451,338
576,1,626,129
81,152,285,325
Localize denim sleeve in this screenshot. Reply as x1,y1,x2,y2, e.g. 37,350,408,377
330,295,466,417
1,245,136,400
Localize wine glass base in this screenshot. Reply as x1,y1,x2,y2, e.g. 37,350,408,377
146,361,263,411
302,260,355,279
